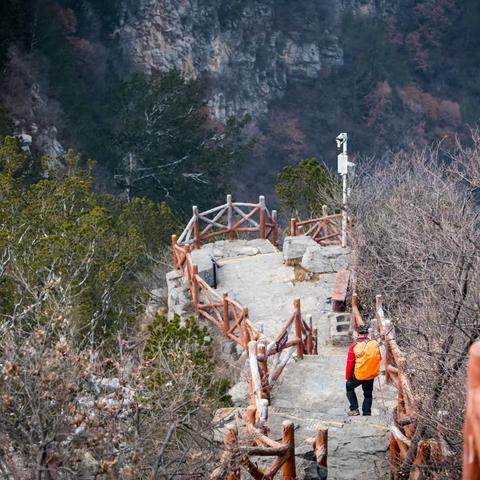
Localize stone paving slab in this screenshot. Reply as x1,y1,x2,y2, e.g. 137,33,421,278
213,248,335,342
197,240,395,479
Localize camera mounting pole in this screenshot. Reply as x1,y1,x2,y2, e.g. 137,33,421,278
336,133,355,248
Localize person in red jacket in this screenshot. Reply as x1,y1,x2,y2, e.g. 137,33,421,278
345,324,374,416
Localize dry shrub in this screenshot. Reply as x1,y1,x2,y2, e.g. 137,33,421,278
0,311,222,479
350,132,480,478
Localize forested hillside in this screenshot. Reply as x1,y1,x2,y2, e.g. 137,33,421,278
1,2,480,478
2,1,480,202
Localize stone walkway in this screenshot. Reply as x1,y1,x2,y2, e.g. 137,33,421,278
194,240,395,479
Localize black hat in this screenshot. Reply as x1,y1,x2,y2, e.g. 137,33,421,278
357,325,369,335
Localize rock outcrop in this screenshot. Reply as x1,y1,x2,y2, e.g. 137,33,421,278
117,0,396,121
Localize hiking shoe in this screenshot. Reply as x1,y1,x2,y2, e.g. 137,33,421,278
362,413,371,416
348,409,360,416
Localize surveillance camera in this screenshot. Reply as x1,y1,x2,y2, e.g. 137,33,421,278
336,132,347,149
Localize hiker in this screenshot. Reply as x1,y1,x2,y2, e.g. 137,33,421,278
345,324,381,416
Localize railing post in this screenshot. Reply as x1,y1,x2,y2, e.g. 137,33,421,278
223,292,229,335
290,218,297,236
257,341,270,402
464,342,480,480
258,398,269,435
171,234,178,269
272,209,279,247
192,205,200,249
259,195,266,239
306,314,313,355
385,339,392,384
248,340,262,407
315,427,328,467
227,194,234,240
390,433,400,480
376,294,383,334
191,264,199,306
294,298,304,360
225,423,240,480
281,420,296,479
244,307,251,346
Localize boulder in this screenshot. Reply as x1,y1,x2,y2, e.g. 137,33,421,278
228,381,250,406
301,244,351,274
283,236,318,263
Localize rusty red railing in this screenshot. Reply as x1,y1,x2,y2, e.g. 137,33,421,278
177,194,279,249
290,205,352,245
464,342,480,480
171,199,323,478
353,293,456,479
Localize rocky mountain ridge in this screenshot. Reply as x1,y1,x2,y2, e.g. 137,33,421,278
117,0,397,121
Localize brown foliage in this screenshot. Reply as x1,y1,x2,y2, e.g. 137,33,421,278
398,85,462,127
364,80,392,129
351,133,480,477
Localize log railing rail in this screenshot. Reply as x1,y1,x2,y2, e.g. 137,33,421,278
464,342,480,480
290,205,351,245
177,194,279,249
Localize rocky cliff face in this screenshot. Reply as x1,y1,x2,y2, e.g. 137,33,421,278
117,0,396,121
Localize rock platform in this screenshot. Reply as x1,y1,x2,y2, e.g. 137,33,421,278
168,239,395,479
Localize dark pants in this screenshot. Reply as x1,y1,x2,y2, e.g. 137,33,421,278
346,378,374,415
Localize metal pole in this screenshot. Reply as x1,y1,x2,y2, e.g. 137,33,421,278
336,132,352,249
342,173,347,248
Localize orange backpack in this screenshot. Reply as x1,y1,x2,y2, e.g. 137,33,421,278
353,339,381,381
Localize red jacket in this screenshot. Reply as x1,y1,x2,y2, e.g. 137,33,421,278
345,336,369,380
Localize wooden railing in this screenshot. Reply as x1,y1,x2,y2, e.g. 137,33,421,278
171,207,324,478
352,293,454,479
177,194,279,249
373,295,419,477
290,205,349,245
464,342,480,480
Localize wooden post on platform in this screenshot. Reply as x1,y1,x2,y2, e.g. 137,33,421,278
249,341,262,407
244,307,251,347
313,327,318,354
272,209,279,247
315,427,328,467
390,433,400,479
306,314,313,354
246,405,256,432
294,298,304,360
376,294,383,334
191,265,199,306
290,218,297,236
464,342,480,480
258,341,270,402
227,194,234,240
192,205,200,249
282,421,296,479
225,423,240,480
223,292,229,334
259,195,266,239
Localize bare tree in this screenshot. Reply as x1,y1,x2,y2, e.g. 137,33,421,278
350,133,480,478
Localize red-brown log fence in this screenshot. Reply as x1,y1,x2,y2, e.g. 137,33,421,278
353,293,456,479
464,342,480,480
177,194,279,249
173,195,480,478
171,200,324,478
290,205,351,245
